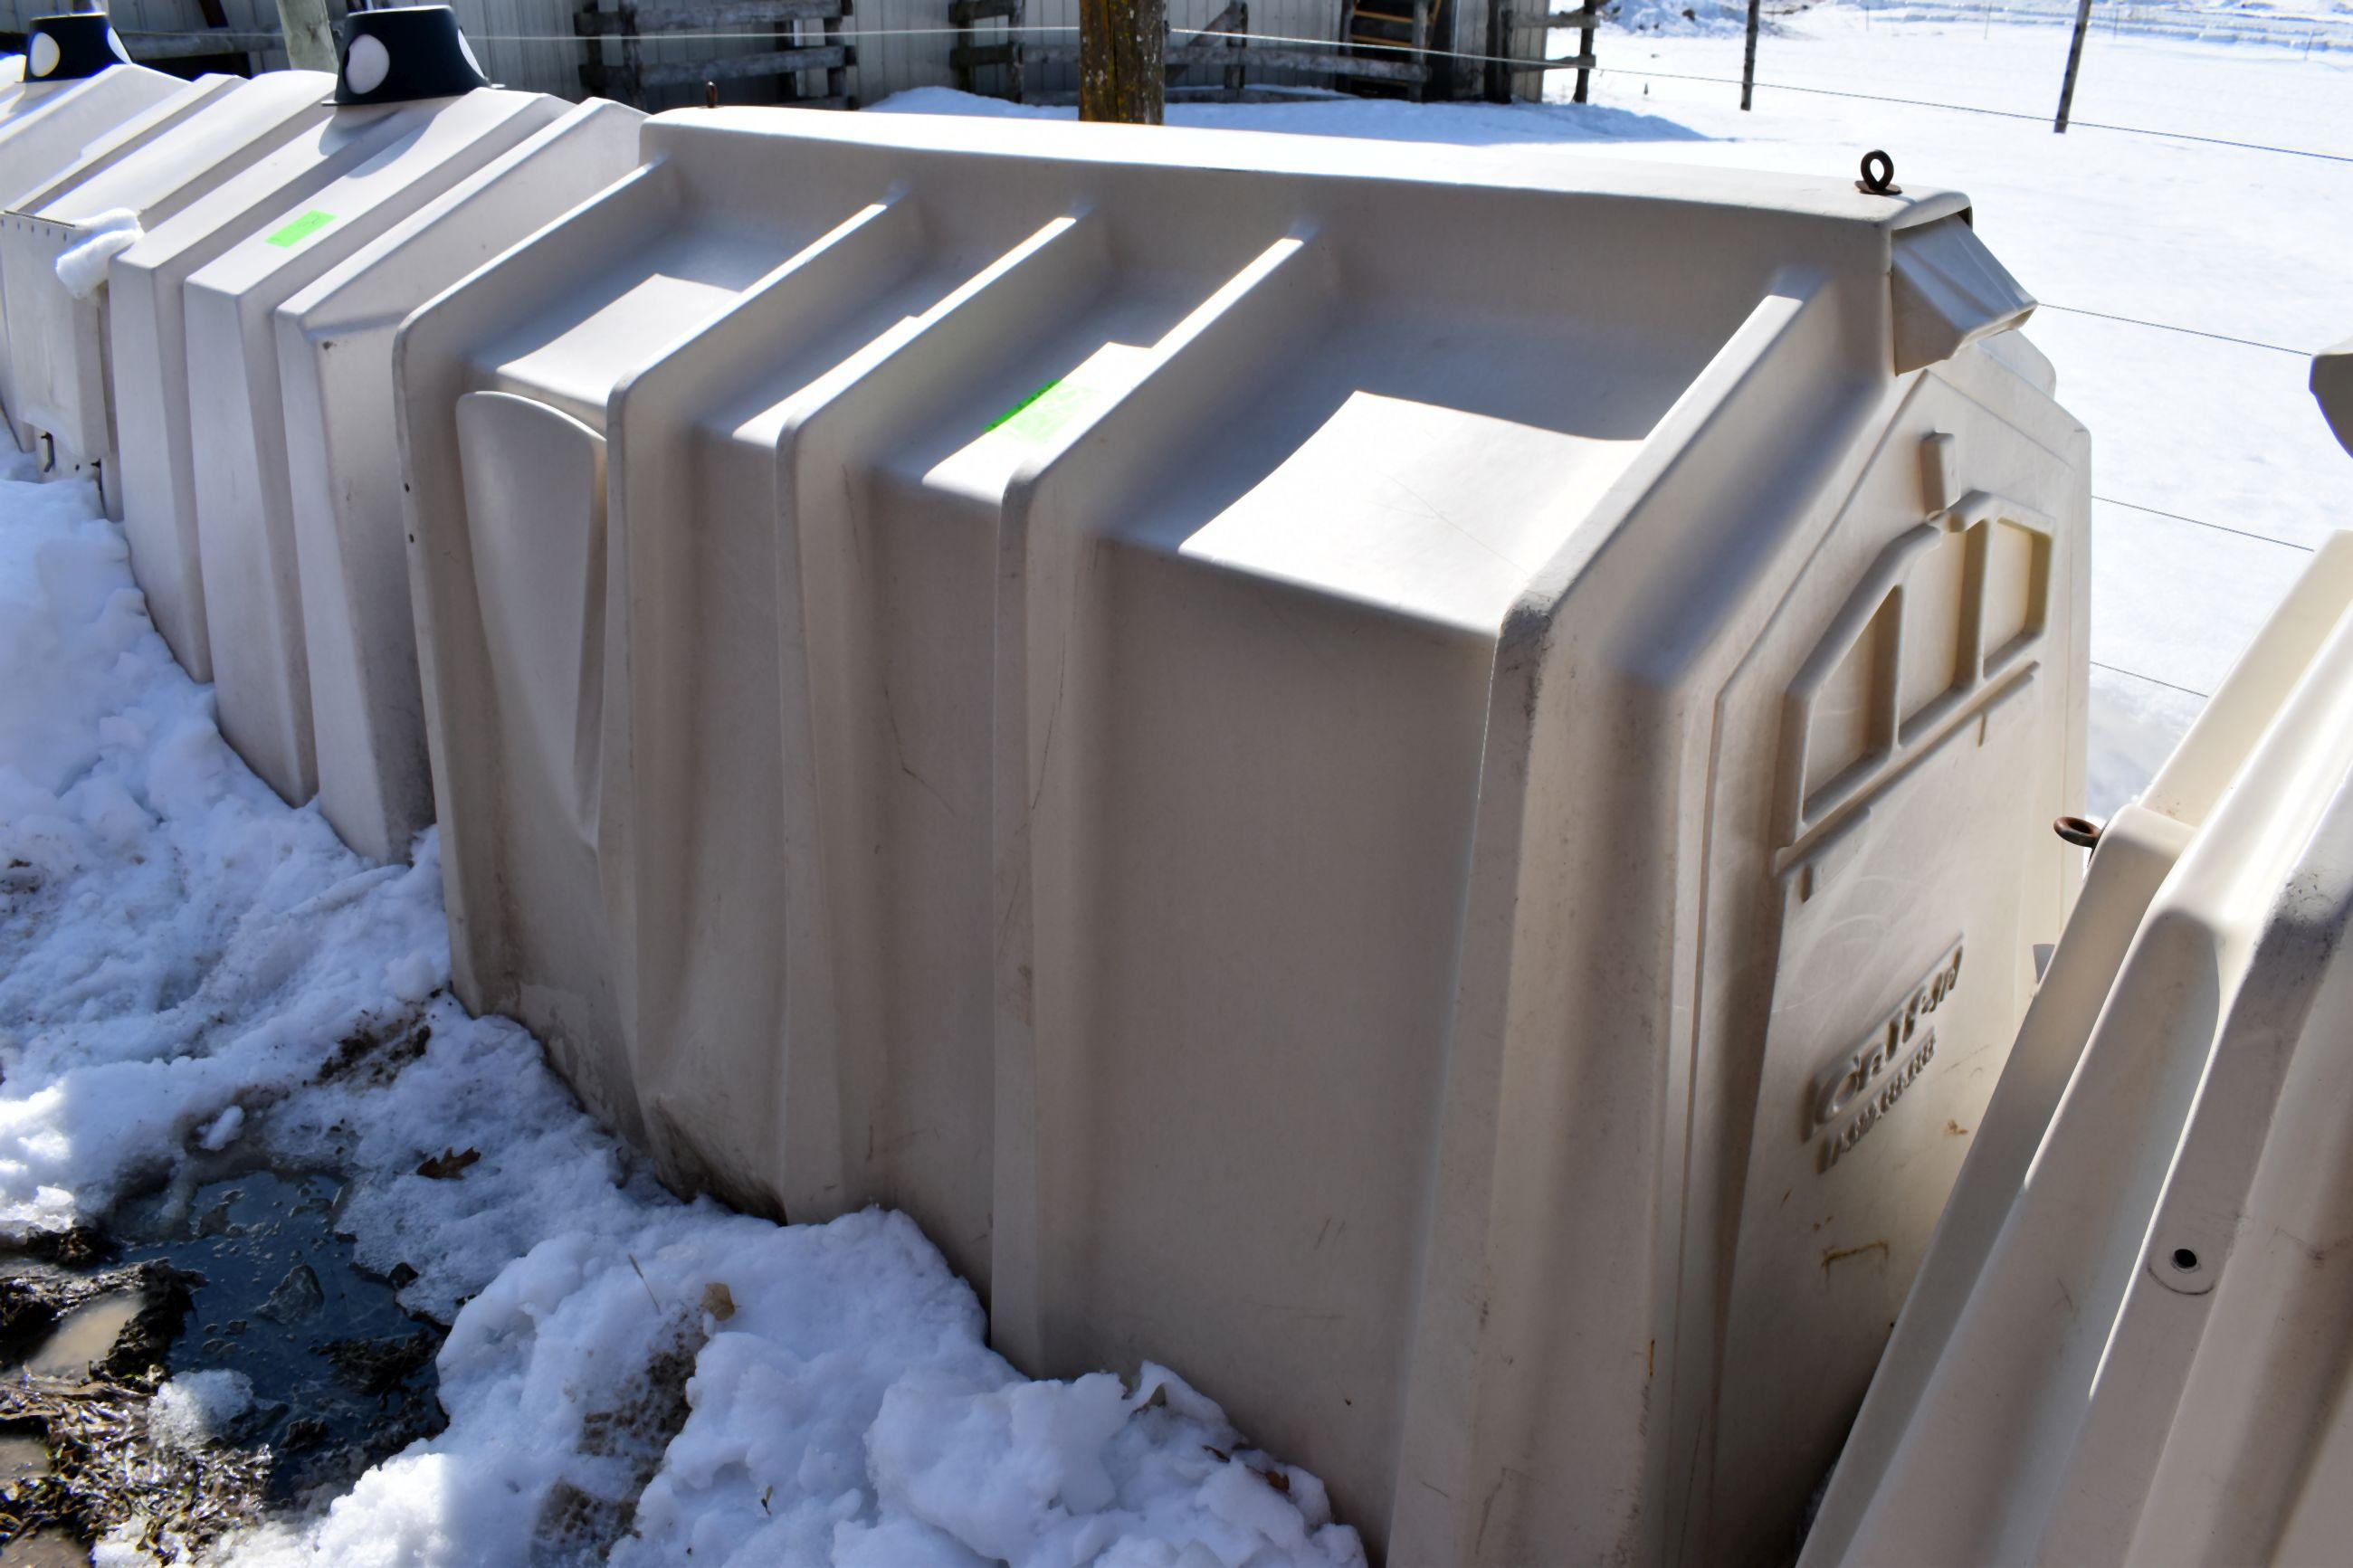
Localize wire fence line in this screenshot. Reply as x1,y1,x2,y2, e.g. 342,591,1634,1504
111,19,2343,365
2092,496,2315,555
119,12,2353,155
108,5,2337,734
110,6,2345,357
2034,305,2318,357
1844,0,2353,52
120,28,2348,431
2091,660,2212,699
113,18,2353,166
1562,57,2353,164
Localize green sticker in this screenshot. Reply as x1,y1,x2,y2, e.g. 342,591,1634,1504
987,378,1100,443
264,209,338,249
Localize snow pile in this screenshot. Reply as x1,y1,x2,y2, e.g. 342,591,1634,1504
1865,0,2350,51
862,1364,1348,1568
53,207,141,300
234,1211,1355,1568
1603,0,1753,35
197,1104,245,1152
870,83,1709,147
0,453,1360,1564
149,1371,256,1452
0,458,458,1239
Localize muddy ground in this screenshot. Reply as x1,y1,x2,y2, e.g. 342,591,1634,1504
0,1026,452,1563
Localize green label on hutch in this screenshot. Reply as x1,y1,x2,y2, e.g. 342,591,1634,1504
986,378,1103,443
265,210,338,249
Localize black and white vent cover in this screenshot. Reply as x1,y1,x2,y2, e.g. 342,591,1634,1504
335,5,491,106
24,14,133,82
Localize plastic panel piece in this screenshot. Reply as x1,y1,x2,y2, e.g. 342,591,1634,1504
180,86,568,807
110,88,540,684
1889,213,2036,375
1803,532,2353,1568
1,71,336,496
2316,334,2353,457
0,55,193,449
280,98,643,861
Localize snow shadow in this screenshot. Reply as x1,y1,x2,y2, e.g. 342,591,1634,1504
871,85,1714,148
1166,98,1715,147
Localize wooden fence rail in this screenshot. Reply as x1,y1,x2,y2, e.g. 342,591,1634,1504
578,0,853,108
1500,5,1598,101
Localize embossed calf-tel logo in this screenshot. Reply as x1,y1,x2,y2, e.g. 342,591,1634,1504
1809,942,1963,1172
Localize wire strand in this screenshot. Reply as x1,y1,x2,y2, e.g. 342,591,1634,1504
2090,660,2210,699
2034,303,2312,356
2093,494,2316,553
1565,57,2353,163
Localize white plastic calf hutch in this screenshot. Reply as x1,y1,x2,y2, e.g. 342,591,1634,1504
399,109,2086,1564
2,70,338,504
1,71,243,217
278,97,644,861
5,69,261,207
178,14,604,816
109,7,529,691
0,70,257,448
0,70,259,454
0,14,191,445
0,16,179,188
1800,368,2353,1568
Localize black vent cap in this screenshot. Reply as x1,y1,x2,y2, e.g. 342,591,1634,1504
335,5,491,106
24,14,131,82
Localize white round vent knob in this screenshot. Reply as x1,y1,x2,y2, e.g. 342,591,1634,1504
344,33,391,96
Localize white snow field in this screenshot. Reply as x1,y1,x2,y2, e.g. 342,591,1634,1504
0,7,2342,1561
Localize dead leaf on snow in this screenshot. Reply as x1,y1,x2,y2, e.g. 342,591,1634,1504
414,1148,481,1181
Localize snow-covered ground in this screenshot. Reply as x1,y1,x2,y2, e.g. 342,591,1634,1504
0,450,1363,1564
0,7,2345,1562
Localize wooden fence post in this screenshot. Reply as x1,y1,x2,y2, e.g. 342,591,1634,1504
1484,0,1509,100
1740,0,1760,109
277,0,339,72
1575,0,1596,101
1081,0,1167,121
1408,0,1427,101
2054,0,2092,131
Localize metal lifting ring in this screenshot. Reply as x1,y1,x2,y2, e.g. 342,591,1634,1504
2053,814,2104,850
1857,149,1902,195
